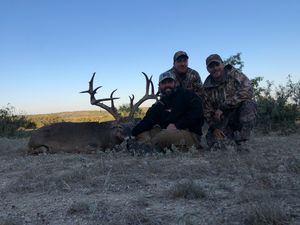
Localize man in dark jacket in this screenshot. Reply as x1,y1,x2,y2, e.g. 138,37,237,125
131,71,204,150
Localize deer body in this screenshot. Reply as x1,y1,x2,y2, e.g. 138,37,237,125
27,72,156,155
27,121,126,154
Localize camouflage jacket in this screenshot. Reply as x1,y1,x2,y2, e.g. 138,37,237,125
203,65,254,125
167,67,203,97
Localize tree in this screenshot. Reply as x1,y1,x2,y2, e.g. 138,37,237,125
118,104,144,118
0,104,36,137
223,53,300,133
223,52,244,70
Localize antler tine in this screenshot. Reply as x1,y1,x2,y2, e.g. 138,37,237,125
89,72,96,91
149,75,155,95
80,72,98,94
129,94,134,109
142,73,157,99
142,72,150,95
81,72,121,120
110,89,118,109
129,72,157,118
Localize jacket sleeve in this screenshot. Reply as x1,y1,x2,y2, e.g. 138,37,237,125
191,70,204,97
131,103,160,136
174,91,204,129
222,70,254,109
203,90,215,126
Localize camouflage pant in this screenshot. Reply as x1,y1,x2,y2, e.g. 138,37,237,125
206,100,257,147
136,125,202,151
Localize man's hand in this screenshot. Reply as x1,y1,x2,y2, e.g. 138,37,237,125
126,136,135,151
166,123,177,130
213,128,225,139
213,109,223,121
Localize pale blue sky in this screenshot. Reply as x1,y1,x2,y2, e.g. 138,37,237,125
0,0,299,114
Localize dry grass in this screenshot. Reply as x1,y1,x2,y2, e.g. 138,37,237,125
167,178,206,200
0,131,300,224
244,200,291,225
0,218,22,225
285,157,300,174
176,213,202,225
67,201,90,215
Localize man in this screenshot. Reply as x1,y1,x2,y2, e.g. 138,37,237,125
203,54,257,150
131,71,204,151
164,51,203,96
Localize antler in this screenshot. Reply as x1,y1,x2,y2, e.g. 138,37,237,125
80,72,121,120
128,72,157,117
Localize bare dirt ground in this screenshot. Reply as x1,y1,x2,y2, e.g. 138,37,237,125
0,132,300,225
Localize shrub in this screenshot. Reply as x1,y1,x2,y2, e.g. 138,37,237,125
224,53,300,133
0,104,36,137
67,201,90,215
167,178,206,200
118,103,144,118
252,76,300,133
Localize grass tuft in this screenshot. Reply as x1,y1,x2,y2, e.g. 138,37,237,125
67,201,90,215
168,178,206,200
244,201,291,225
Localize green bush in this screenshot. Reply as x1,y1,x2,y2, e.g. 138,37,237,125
118,104,144,118
224,53,300,134
0,104,36,137
252,76,300,133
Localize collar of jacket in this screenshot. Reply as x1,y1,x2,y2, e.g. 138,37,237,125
158,87,181,105
171,67,192,78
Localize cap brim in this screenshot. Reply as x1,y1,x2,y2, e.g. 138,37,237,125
174,55,189,61
207,59,222,67
159,77,176,83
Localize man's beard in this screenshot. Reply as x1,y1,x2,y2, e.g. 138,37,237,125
212,70,224,82
160,87,176,97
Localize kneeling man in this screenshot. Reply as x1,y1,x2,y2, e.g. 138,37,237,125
131,71,204,151
203,54,257,150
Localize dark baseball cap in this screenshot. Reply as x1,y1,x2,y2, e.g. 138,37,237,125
173,51,189,62
206,54,223,66
159,71,176,83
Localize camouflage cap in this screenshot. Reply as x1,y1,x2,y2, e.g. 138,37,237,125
206,54,223,66
159,71,176,83
173,51,189,62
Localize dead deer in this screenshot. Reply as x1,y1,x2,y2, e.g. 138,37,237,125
27,72,157,154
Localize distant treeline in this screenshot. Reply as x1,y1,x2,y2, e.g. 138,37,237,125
26,107,148,128
26,110,114,128
0,106,148,137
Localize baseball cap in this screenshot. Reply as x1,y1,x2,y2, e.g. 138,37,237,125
159,72,176,83
206,54,223,66
173,51,189,62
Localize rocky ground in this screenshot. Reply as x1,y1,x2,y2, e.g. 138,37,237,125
0,131,300,225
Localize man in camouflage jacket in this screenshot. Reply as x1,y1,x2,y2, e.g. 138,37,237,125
164,51,203,97
203,54,257,149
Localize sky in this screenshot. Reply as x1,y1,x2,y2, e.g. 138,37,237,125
0,0,299,114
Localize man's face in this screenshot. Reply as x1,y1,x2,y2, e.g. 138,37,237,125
159,78,176,96
174,57,188,74
207,61,225,80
